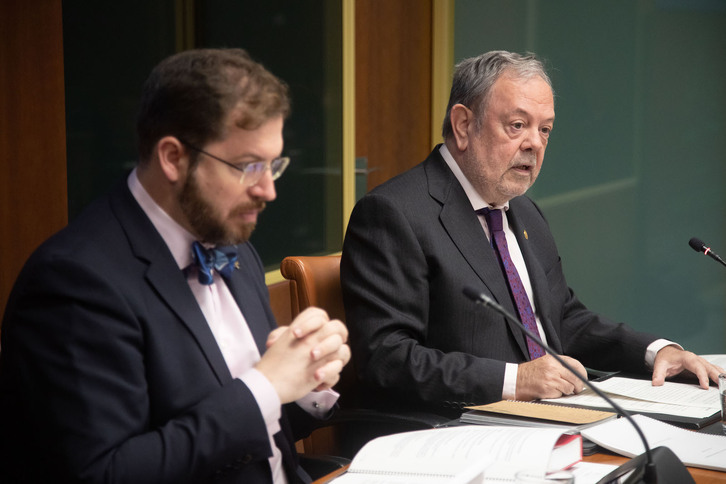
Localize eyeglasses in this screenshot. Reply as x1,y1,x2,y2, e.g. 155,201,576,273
178,139,289,186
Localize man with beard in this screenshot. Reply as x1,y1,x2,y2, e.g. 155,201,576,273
0,49,350,484
340,50,721,418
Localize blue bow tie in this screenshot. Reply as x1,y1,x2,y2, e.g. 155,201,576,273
190,241,239,285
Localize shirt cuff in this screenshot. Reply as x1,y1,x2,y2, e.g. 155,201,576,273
645,339,682,368
502,362,518,400
296,389,340,419
240,368,282,433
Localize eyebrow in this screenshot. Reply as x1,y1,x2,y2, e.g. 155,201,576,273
508,108,555,123
226,152,276,164
234,155,266,163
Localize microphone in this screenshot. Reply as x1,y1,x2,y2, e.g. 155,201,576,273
462,287,694,484
688,237,726,267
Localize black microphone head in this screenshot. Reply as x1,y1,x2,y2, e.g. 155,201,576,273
462,286,481,302
689,237,706,253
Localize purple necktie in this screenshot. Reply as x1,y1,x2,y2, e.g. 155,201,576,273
478,208,545,360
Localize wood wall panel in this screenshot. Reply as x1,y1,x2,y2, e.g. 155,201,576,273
355,0,433,192
0,0,67,321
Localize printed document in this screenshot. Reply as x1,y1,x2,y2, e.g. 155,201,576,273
542,376,720,419
581,414,726,472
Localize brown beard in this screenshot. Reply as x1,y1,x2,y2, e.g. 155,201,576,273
179,169,265,245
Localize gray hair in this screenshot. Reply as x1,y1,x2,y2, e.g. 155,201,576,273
441,51,552,140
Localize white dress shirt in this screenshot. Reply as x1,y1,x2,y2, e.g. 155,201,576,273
128,169,337,483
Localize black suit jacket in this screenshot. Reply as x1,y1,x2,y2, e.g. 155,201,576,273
0,180,313,483
341,146,658,417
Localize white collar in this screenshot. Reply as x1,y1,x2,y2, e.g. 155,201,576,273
127,168,197,269
438,144,509,212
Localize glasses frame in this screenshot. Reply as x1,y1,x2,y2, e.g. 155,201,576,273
178,138,289,186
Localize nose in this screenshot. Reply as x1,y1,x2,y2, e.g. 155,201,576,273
521,127,546,153
248,169,277,201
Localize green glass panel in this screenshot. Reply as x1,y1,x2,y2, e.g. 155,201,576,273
454,0,726,353
63,0,343,271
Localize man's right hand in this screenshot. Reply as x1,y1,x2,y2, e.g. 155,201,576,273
514,354,588,401
255,307,350,404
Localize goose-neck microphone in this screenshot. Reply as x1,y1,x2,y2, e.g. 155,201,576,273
463,286,694,484
689,237,726,268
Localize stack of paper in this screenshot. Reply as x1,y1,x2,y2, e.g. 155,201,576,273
542,375,720,425
331,425,583,484
461,400,616,431
581,414,726,472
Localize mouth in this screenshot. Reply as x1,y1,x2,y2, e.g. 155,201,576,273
511,163,534,174
232,202,266,222
510,153,537,174
236,211,260,223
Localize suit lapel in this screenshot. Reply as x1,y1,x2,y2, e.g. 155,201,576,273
425,150,529,356
109,182,233,384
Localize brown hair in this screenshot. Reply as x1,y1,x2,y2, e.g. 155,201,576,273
136,48,290,164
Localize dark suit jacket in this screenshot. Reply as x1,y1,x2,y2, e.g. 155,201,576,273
0,180,314,483
341,146,658,417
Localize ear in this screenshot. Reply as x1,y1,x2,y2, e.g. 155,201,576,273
155,136,188,183
450,104,474,151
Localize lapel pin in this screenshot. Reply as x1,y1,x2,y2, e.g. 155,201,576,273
524,230,528,240
234,261,240,269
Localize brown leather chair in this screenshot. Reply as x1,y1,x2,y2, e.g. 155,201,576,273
280,256,355,406
280,255,447,459
280,255,345,320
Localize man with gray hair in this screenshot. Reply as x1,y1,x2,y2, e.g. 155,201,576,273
341,50,721,418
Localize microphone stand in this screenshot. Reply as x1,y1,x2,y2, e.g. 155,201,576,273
463,287,694,484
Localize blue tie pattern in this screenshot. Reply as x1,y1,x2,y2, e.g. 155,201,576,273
478,208,545,360
190,241,239,285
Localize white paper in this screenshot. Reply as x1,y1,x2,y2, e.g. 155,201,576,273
334,425,577,483
342,426,495,478
701,354,726,369
475,462,616,484
335,461,618,484
567,461,619,484
591,377,719,409
333,470,482,484
581,414,726,472
542,388,716,419
541,364,723,419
